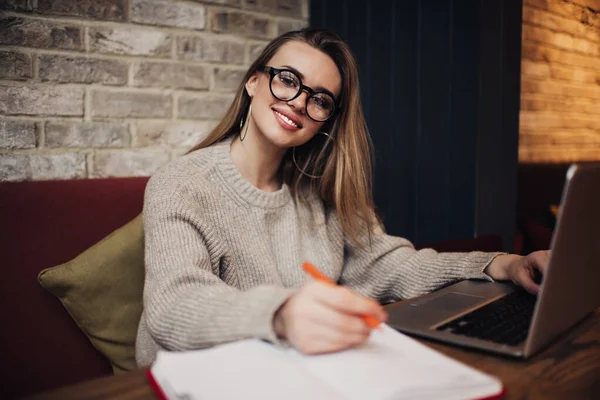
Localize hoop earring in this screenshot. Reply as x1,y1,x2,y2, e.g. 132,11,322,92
292,132,333,179
239,104,252,141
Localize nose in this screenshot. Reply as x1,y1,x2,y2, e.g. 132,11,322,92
286,89,309,113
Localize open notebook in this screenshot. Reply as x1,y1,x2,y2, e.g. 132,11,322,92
147,325,504,400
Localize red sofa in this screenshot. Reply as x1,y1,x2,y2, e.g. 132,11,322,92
0,176,508,399
0,177,149,399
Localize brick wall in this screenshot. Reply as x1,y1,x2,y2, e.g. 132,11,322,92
519,0,600,163
0,0,308,181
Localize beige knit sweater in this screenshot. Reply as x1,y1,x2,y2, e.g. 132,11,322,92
135,136,499,367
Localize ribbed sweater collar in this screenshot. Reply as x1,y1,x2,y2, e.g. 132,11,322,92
211,137,291,209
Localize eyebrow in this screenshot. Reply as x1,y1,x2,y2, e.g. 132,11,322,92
281,64,336,97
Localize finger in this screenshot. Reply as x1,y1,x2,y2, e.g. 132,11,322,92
313,284,386,321
517,267,540,295
314,329,370,352
307,303,372,336
529,250,551,274
298,337,367,355
294,324,371,355
311,334,369,354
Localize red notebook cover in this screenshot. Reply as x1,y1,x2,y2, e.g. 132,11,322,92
146,369,168,400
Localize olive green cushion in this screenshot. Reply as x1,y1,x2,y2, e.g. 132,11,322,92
38,214,144,374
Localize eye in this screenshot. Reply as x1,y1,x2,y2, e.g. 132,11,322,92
278,71,300,88
312,94,333,109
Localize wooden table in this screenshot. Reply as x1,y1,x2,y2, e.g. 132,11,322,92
25,309,600,400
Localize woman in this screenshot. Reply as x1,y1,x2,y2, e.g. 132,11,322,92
135,28,548,367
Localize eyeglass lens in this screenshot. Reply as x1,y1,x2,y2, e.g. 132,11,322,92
271,70,334,121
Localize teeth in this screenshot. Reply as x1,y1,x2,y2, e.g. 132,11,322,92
275,111,298,128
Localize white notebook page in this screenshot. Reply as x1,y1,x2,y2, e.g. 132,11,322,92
287,325,502,400
152,340,344,400
151,325,502,400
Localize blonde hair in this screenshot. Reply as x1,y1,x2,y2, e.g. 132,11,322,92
188,28,379,246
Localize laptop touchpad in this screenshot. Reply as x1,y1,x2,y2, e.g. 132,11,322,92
422,292,486,312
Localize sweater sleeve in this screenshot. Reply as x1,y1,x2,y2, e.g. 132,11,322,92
339,225,503,302
141,178,295,351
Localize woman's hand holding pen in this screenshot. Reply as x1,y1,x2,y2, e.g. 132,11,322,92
273,281,388,355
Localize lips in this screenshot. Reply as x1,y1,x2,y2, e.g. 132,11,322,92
272,107,302,129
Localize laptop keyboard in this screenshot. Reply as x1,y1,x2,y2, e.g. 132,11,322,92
435,290,537,346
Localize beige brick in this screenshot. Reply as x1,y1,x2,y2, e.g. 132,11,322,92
519,146,600,164
521,93,600,114
177,36,245,64
520,130,600,147
0,51,33,80
520,111,600,130
522,42,599,70
521,61,600,86
275,0,303,18
0,120,37,149
1,153,87,181
92,90,172,119
92,149,170,177
248,42,267,63
39,55,128,85
31,153,87,180
204,37,245,64
1,0,127,21
525,0,600,29
178,93,234,119
45,122,129,148
191,0,242,6
0,85,84,116
251,17,275,39
523,25,600,57
549,66,600,84
521,60,551,79
245,0,272,10
277,19,306,35
176,36,203,60
0,16,83,51
522,5,600,45
136,121,215,147
132,0,206,30
211,10,275,39
133,62,209,90
89,27,171,56
521,78,600,100
0,0,31,11
246,0,304,18
213,67,246,92
573,0,600,11
519,130,600,163
0,155,30,181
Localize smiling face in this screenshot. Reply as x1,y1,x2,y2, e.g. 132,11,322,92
244,40,342,150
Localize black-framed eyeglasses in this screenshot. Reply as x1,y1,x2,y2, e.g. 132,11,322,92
257,65,337,122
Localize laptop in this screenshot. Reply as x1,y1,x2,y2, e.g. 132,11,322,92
386,163,600,358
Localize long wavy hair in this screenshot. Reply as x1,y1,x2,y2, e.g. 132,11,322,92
188,28,378,246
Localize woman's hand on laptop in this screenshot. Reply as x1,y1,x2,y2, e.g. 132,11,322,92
484,251,550,295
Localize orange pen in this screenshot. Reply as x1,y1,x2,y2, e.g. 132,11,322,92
302,262,382,331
